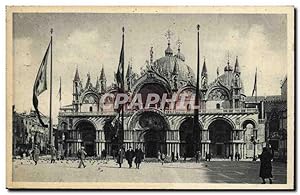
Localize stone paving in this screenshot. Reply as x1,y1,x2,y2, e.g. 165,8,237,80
12,158,287,184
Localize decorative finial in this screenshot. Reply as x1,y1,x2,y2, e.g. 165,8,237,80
176,38,182,51
227,51,230,65
50,28,53,34
197,24,200,31
165,29,173,45
122,27,125,33
150,47,154,64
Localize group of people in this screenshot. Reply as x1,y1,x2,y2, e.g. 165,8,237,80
117,146,144,169
29,144,275,184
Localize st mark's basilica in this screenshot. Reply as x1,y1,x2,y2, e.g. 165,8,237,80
57,31,264,159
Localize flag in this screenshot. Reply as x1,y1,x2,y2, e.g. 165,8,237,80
58,76,61,101
116,27,125,89
252,68,257,97
32,42,50,127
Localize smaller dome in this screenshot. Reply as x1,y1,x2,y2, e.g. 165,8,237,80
165,43,173,56
224,64,233,72
174,49,185,61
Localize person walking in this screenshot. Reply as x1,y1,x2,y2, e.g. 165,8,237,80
77,146,87,168
235,152,239,161
125,146,135,168
157,150,161,162
50,146,57,163
160,152,166,165
117,147,124,168
195,150,200,163
259,147,273,184
32,145,40,165
102,149,107,160
134,147,144,169
171,152,175,162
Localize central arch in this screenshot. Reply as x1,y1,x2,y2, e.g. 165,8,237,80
132,111,169,157
208,119,233,158
75,120,96,156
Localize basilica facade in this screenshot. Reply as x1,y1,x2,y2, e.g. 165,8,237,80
57,36,265,159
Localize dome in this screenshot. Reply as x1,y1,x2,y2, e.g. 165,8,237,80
153,54,195,85
164,43,173,56
174,49,185,62
213,71,245,95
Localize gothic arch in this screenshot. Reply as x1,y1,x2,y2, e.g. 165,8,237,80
205,86,231,101
131,70,172,96
80,91,100,105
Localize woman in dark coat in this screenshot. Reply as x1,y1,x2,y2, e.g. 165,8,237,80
117,148,124,168
259,147,273,184
134,148,144,169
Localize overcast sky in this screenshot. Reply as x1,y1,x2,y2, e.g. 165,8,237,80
13,13,287,122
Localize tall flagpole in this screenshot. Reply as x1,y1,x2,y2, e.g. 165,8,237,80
255,67,257,103
121,27,125,147
49,28,53,146
193,24,201,153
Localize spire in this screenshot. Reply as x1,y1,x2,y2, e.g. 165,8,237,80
74,67,80,81
234,56,240,73
175,38,185,61
164,29,174,56
201,57,207,77
95,76,100,89
100,66,106,81
224,51,233,72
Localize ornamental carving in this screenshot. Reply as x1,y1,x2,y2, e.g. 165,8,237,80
83,94,98,104
207,88,229,101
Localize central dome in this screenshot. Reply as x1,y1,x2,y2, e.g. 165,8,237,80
152,46,195,86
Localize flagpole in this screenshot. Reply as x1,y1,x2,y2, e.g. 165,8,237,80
193,24,201,153
59,76,62,109
49,28,53,147
121,27,125,147
255,67,257,103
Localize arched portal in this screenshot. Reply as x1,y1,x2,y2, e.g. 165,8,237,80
76,121,96,156
179,117,201,157
138,83,169,108
137,111,168,157
208,119,233,158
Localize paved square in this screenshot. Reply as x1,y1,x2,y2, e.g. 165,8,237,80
12,159,287,184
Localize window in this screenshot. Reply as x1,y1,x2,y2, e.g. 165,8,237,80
216,103,220,109
89,106,93,112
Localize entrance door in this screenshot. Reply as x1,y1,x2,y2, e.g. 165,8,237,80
216,144,223,156
84,142,95,156
145,141,158,157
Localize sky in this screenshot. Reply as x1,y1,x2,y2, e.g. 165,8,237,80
13,13,287,122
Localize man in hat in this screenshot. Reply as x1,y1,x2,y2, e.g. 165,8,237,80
50,146,57,163
32,144,40,165
77,146,87,168
125,146,135,168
